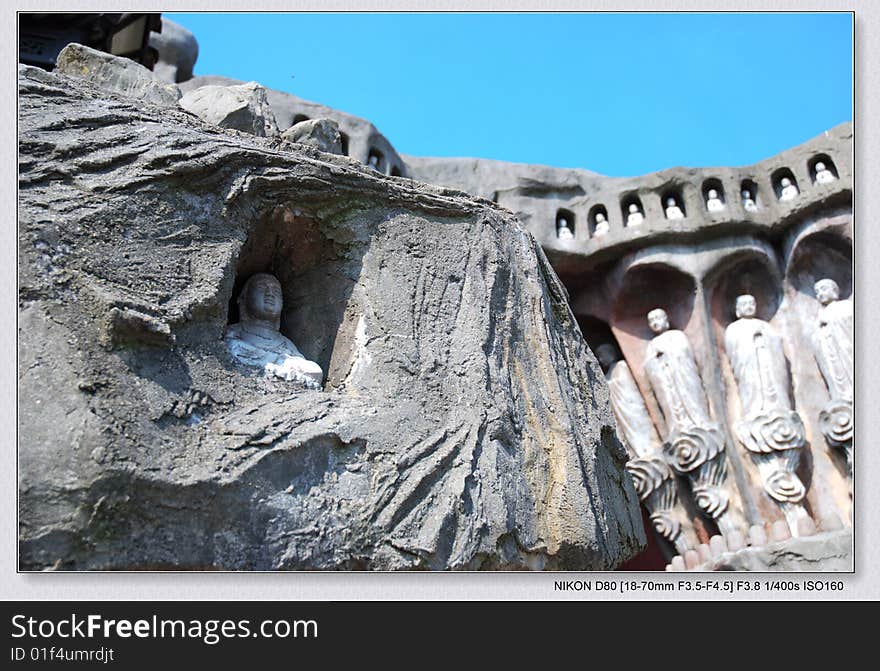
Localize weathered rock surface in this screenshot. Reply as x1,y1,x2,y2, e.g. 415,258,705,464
691,529,852,571
149,17,199,84
179,81,279,137
281,118,343,155
179,75,408,175
18,65,645,570
54,42,181,108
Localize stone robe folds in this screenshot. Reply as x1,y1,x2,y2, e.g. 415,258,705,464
607,359,696,553
644,329,712,434
607,360,661,459
813,298,854,403
644,328,731,526
724,316,807,510
724,317,792,416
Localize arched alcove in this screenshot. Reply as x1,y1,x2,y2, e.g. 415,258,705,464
292,114,310,125
786,230,852,301
783,227,853,499
367,148,384,171
588,204,609,236
577,314,616,357
740,178,760,210
612,263,697,343
620,193,645,227
705,250,783,328
227,205,362,386
704,247,812,527
556,208,576,239
660,187,686,218
339,132,350,156
771,167,799,200
390,165,402,177
702,178,725,210
808,154,839,184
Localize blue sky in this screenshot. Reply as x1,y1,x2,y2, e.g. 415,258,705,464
169,12,852,177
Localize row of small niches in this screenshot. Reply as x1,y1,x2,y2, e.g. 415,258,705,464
290,113,404,177
555,154,841,240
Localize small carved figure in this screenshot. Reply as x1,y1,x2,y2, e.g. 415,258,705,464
742,188,758,212
643,309,740,534
557,216,574,240
665,197,684,220
811,278,853,474
596,344,696,554
778,176,799,201
724,294,810,534
706,188,725,212
626,203,644,226
593,212,610,237
814,161,836,184
225,273,323,389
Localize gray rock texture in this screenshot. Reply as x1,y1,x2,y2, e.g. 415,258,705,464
179,81,279,137
281,118,343,155
693,529,852,571
149,17,199,84
179,75,408,176
54,42,181,108
18,65,645,571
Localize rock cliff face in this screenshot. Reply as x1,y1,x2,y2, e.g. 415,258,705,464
18,63,645,570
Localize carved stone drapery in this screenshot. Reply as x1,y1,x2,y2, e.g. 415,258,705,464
643,324,739,535
605,356,697,554
812,288,854,476
724,299,810,534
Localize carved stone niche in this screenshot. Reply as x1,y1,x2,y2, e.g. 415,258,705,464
706,248,813,536
226,204,362,390
783,215,853,505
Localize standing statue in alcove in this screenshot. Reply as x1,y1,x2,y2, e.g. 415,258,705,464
596,344,697,555
742,188,758,212
778,177,799,201
626,203,644,226
706,189,725,212
642,308,740,535
811,278,853,475
724,294,811,535
814,161,836,184
664,197,684,220
557,216,574,240
225,273,324,389
594,212,610,237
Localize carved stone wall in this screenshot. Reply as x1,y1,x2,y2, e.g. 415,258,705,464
408,124,853,568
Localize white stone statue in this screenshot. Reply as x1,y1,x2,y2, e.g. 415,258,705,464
368,153,381,170
706,189,725,212
815,161,836,184
724,294,809,534
778,176,799,201
811,278,853,473
596,344,696,554
557,216,574,240
643,308,738,534
593,212,610,237
626,203,644,227
225,273,323,389
665,197,684,220
742,188,758,212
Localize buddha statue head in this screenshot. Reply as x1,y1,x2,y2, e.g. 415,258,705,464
735,294,757,319
595,343,619,372
238,273,284,329
814,278,841,306
647,308,670,335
